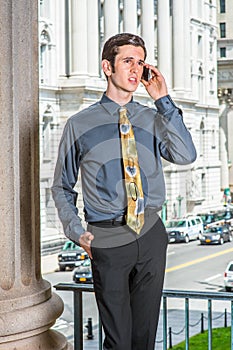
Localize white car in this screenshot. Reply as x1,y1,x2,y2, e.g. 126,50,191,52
165,216,203,243
224,261,233,292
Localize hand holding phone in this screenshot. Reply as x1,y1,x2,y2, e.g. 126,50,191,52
142,66,151,81
141,65,168,101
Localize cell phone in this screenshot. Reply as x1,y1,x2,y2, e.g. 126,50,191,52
142,66,151,81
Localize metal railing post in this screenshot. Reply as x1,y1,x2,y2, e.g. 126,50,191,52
185,297,189,350
201,313,204,333
231,301,233,350
99,315,103,350
208,299,212,350
163,296,167,350
73,290,83,350
225,308,228,327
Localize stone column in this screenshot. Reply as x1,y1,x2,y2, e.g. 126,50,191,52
71,0,88,76
183,0,191,92
0,1,69,349
141,0,155,64
124,0,137,34
219,102,230,191
157,0,172,88
87,0,99,77
173,0,185,92
104,0,119,40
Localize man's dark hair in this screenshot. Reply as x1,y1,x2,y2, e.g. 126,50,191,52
102,33,147,72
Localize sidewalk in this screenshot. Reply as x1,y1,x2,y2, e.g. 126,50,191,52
41,252,58,274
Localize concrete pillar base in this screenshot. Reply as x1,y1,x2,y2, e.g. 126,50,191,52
0,330,71,350
0,288,72,350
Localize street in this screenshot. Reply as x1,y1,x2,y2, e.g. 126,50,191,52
43,239,233,348
164,239,233,292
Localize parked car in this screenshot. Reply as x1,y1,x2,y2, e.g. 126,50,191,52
165,216,203,243
199,225,232,245
216,209,233,228
73,259,93,284
197,212,219,230
224,261,233,292
201,208,233,229
58,240,88,271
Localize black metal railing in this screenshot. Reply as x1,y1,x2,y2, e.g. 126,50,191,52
54,283,233,350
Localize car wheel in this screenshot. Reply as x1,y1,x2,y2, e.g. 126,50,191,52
185,235,189,243
229,234,233,242
226,286,232,292
219,237,224,245
59,265,66,271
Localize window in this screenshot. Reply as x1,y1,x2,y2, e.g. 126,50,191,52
209,42,213,55
220,0,226,13
220,23,226,38
210,76,214,94
198,35,203,58
220,47,226,57
154,0,158,15
209,0,213,20
39,29,51,84
211,126,216,148
200,119,205,156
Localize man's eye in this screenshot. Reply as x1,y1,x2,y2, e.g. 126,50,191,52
124,59,131,64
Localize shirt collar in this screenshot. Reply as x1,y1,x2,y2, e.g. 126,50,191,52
100,93,135,117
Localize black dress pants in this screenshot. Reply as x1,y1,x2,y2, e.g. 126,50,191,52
90,216,168,350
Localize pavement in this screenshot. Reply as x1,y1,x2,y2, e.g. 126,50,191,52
41,252,59,274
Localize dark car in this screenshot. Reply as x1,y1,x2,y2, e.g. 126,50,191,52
73,259,93,284
197,212,219,230
58,240,88,271
200,225,232,245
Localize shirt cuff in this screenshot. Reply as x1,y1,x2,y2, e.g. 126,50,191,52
154,95,177,115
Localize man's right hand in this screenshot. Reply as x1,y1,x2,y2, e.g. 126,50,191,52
79,231,94,259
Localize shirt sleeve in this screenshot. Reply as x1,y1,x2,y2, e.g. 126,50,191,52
51,120,85,245
154,95,197,165
154,95,183,117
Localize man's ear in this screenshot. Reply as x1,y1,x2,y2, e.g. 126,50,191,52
102,59,113,77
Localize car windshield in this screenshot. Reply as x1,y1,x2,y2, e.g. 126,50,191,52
166,220,186,228
82,259,91,267
223,211,232,220
205,227,221,233
216,210,232,220
228,264,233,272
200,214,215,224
62,241,79,251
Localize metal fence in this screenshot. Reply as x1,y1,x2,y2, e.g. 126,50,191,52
54,283,233,350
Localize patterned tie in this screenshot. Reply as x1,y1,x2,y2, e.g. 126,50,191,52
119,107,144,234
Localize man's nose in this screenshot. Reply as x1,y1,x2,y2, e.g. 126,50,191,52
131,62,139,72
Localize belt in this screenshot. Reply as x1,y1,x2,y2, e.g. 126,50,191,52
89,215,126,227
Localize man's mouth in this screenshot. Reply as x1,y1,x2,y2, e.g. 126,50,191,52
128,77,137,84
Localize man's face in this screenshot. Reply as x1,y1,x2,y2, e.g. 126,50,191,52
105,45,145,95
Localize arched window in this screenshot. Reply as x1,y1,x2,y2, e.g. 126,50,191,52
200,119,205,156
211,125,216,149
39,29,51,84
198,64,204,102
42,104,54,159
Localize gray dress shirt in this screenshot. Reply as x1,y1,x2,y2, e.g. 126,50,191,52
52,94,196,246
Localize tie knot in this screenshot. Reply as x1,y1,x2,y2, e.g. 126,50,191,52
119,106,127,115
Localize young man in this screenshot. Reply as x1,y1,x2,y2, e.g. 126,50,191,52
52,33,196,350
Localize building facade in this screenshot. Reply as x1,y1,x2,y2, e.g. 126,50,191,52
39,0,222,249
217,0,233,203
